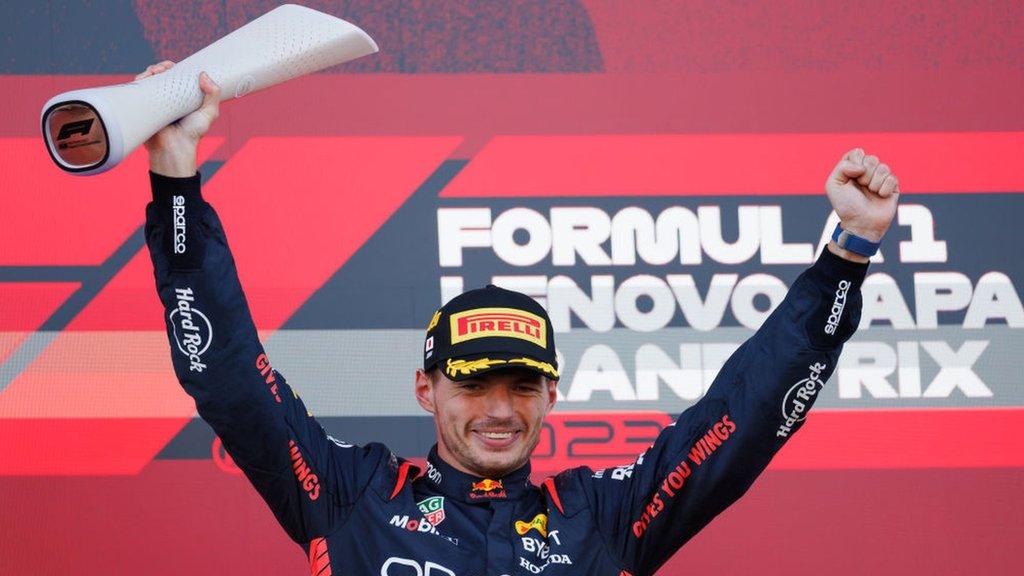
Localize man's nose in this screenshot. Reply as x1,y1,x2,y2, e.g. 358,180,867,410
484,384,514,419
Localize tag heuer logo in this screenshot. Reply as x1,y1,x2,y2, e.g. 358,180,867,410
417,496,446,527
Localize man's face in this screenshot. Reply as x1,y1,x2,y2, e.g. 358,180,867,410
415,367,557,478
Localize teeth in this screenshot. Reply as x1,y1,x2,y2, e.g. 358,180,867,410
480,432,513,439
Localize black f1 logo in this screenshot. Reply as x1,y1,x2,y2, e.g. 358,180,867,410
56,119,95,140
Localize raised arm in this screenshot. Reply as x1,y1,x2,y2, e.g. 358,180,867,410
580,149,899,576
142,63,387,545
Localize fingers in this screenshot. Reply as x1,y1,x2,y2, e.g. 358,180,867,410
198,71,220,96
831,147,901,197
134,60,175,80
867,162,891,193
840,161,866,179
828,150,867,186
828,160,865,186
857,154,880,187
197,72,221,121
179,72,222,140
847,148,896,195
878,174,900,198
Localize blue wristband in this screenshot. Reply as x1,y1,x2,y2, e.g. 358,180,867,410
831,223,881,257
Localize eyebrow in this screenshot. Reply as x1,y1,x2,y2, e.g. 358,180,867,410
456,377,543,387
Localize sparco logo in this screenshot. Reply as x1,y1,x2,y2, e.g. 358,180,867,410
824,280,851,335
776,362,827,438
169,287,212,372
172,195,187,254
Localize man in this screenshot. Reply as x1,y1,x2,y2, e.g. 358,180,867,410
142,62,898,575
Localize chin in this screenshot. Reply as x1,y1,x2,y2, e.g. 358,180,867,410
478,451,527,475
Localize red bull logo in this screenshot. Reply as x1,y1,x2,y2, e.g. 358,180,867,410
450,307,546,347
472,478,503,492
469,478,507,500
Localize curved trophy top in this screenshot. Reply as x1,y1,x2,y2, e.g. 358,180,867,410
41,3,379,176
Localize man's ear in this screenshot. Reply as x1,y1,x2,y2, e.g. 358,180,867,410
415,369,436,414
544,378,558,415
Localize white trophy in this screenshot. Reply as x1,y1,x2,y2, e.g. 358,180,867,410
41,3,378,175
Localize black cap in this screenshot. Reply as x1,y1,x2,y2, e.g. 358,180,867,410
423,285,558,381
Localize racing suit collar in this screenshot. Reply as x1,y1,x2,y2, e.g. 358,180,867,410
425,445,533,504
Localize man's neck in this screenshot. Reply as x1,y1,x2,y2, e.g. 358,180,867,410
426,445,533,502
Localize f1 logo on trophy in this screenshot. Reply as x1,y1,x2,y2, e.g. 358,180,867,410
40,4,378,175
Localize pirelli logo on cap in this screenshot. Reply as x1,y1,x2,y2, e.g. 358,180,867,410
449,307,546,347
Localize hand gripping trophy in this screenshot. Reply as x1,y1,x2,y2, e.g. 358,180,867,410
40,4,378,175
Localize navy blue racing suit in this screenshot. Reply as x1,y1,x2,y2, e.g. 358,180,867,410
146,171,867,576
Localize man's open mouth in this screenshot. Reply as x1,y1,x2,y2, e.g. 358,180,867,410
472,430,521,448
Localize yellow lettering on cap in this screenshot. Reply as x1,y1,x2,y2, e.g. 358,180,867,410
426,309,442,332
449,308,546,347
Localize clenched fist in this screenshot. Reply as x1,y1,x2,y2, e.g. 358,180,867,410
826,148,901,262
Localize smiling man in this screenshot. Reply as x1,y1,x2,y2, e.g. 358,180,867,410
416,285,560,482
142,63,899,575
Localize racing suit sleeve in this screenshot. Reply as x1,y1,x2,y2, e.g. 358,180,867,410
145,171,388,545
581,248,867,576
